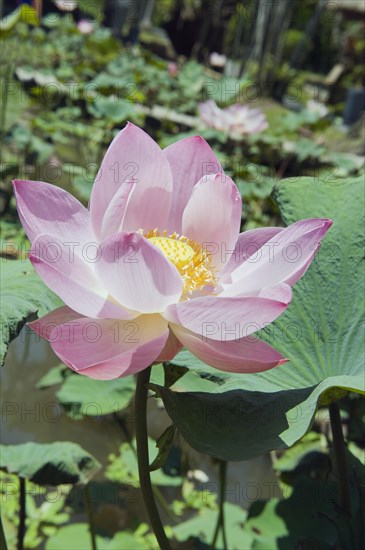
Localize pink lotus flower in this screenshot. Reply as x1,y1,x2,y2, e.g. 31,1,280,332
13,123,331,380
198,100,269,137
77,19,94,35
167,62,178,77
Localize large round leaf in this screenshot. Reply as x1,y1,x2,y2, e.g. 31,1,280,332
172,502,253,549
45,524,151,550
155,176,365,460
56,374,135,418
0,442,101,485
0,259,61,366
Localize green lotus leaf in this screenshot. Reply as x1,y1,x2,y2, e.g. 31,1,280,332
155,177,364,460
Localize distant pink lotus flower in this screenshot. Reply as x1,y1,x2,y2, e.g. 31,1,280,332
13,123,331,380
77,19,94,35
167,62,178,77
199,100,269,137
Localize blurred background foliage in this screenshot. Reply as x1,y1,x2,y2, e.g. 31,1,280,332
1,0,364,233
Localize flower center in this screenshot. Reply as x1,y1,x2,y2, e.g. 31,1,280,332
149,236,195,269
145,230,216,296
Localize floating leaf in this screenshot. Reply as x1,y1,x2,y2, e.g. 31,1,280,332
107,531,151,549
87,96,135,123
0,442,101,485
45,524,151,550
36,364,68,390
56,374,135,418
172,502,253,549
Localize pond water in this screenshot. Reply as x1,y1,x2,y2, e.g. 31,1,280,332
1,327,123,467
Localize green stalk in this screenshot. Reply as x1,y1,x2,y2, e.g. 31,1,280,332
84,484,97,550
329,401,351,517
113,413,176,521
211,460,228,549
17,478,26,550
135,367,171,550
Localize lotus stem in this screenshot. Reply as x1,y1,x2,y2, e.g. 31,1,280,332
135,367,171,550
84,484,97,550
17,477,26,550
211,460,228,549
329,401,351,517
113,413,176,521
